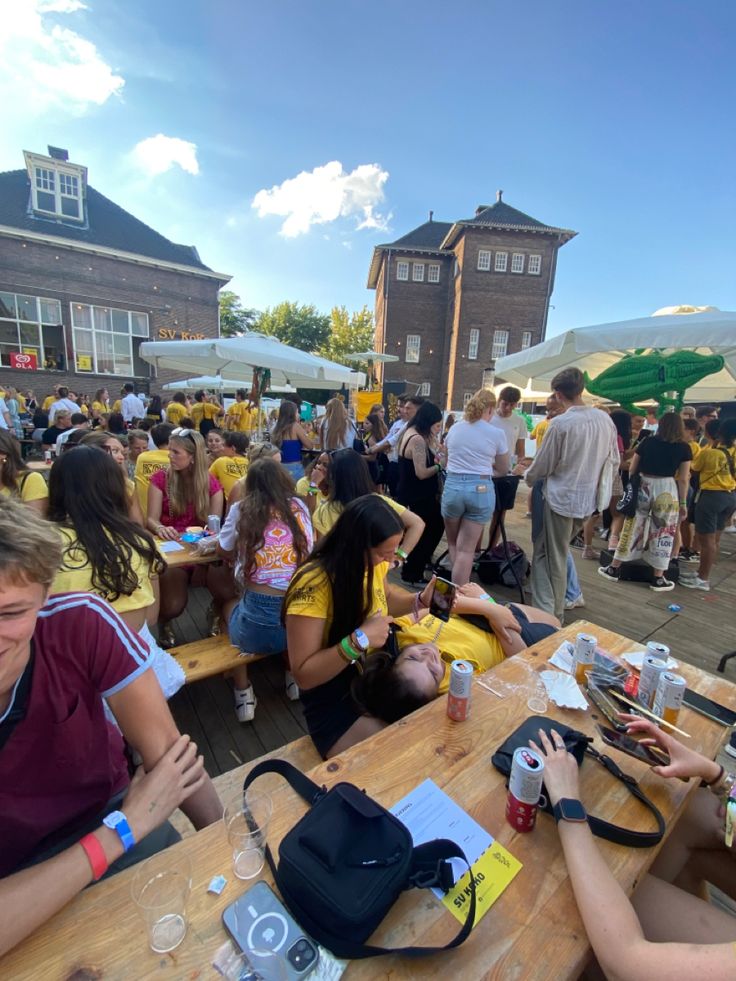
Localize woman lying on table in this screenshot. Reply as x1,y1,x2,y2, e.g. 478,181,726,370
353,581,559,722
533,718,736,980
0,499,221,957
284,494,558,757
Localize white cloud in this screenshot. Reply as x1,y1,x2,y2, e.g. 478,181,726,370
0,0,124,115
252,160,390,237
130,134,200,177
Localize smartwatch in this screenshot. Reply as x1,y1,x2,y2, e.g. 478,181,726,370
552,798,587,824
103,810,136,852
353,628,370,653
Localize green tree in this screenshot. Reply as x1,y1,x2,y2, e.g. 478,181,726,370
255,301,330,352
218,290,258,337
319,305,375,372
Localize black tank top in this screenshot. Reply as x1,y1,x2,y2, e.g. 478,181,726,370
396,434,438,505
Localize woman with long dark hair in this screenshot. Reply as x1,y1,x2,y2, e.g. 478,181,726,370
80,430,144,526
0,431,48,514
145,394,163,423
285,495,433,758
146,428,224,645
396,400,445,585
363,409,388,486
271,400,313,481
211,458,313,721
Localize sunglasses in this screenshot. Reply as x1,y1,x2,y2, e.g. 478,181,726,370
171,427,196,440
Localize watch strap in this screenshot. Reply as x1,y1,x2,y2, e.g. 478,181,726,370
105,811,136,852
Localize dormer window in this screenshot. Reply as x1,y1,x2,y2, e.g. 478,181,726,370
24,149,85,223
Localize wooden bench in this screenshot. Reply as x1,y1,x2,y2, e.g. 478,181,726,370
170,634,266,684
170,733,320,838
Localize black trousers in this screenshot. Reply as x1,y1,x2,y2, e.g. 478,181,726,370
401,496,445,582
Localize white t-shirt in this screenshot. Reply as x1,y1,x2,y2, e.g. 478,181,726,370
48,398,79,424
121,392,146,422
490,412,527,457
444,419,508,474
0,398,8,429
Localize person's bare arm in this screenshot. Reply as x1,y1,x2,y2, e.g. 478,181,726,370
514,437,526,458
676,461,690,518
493,451,510,476
454,584,524,654
397,508,425,556
408,435,439,480
296,424,314,449
128,487,145,527
146,483,178,540
108,669,221,829
26,497,47,516
286,612,392,689
208,488,224,520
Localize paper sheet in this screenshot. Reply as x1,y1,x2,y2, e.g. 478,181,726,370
390,778,521,926
157,540,185,553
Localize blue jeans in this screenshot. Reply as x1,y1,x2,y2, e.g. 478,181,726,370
282,460,304,481
441,473,495,524
229,590,286,655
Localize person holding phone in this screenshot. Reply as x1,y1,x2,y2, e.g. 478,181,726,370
528,723,736,980
284,495,433,758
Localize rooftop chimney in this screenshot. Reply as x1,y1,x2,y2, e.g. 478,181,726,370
48,146,69,161
428,210,433,222
496,189,503,202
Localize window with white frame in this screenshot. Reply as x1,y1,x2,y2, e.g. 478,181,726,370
32,165,82,220
428,263,440,283
71,303,150,375
468,328,480,360
405,334,421,363
521,331,533,350
396,260,409,281
0,291,64,370
477,249,491,271
494,251,508,272
463,392,474,407
412,263,425,282
511,253,525,274
419,382,431,396
491,329,509,359
528,254,542,275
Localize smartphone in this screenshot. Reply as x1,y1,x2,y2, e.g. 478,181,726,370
596,725,670,767
682,689,736,728
222,881,319,979
587,680,629,732
429,577,456,622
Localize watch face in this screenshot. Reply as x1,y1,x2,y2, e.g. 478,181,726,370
559,799,587,822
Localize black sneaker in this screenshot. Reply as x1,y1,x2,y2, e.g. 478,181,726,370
650,576,675,592
680,549,700,563
571,533,585,549
726,732,736,759
597,565,620,582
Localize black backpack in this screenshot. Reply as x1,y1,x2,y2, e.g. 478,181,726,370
243,759,476,959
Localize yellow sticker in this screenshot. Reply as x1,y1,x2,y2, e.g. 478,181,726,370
442,841,522,927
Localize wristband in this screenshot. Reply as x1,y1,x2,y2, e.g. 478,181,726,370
703,763,724,788
679,500,687,507
79,833,109,880
339,637,361,662
395,547,408,561
412,591,422,620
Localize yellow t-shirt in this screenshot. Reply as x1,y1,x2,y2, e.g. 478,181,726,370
42,394,55,412
209,455,249,498
393,612,505,693
295,476,329,501
0,471,48,504
688,440,700,461
692,445,736,492
135,448,170,513
79,403,90,417
112,399,122,414
226,401,251,432
92,400,109,417
285,561,389,648
50,527,155,613
191,401,221,429
313,494,405,537
531,419,549,449
165,401,188,426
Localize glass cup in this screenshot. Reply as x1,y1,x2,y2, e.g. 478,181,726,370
526,674,549,714
223,789,273,880
131,852,192,953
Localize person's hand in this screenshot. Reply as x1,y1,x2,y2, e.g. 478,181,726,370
359,613,393,649
678,506,687,520
458,582,486,599
484,603,523,645
122,735,207,841
530,729,581,807
418,575,436,610
621,714,718,782
511,462,528,477
157,524,180,542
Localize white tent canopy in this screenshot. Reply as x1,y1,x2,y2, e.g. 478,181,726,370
139,333,365,390
495,311,736,403
161,376,296,394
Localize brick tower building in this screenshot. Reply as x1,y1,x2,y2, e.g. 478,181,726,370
367,193,576,409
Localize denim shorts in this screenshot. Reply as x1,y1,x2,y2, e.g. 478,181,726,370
282,461,304,481
441,473,496,524
229,590,286,655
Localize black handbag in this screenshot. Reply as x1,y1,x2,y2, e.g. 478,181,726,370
616,472,640,517
491,717,665,848
243,759,476,959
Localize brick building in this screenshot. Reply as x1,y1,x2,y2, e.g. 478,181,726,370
0,146,229,399
367,193,576,409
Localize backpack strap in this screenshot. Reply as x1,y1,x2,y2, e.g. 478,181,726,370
716,446,736,480
583,745,665,847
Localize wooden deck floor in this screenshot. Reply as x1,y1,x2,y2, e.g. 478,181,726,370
169,508,736,777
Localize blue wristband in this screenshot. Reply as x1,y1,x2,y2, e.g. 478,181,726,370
103,810,136,852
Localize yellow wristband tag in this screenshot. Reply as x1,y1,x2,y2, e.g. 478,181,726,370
725,799,736,849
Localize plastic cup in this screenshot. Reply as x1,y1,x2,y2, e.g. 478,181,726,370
223,789,273,880
219,948,289,981
131,852,192,953
527,676,548,714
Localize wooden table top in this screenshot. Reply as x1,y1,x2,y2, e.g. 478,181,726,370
24,459,53,471
3,621,733,980
156,539,219,568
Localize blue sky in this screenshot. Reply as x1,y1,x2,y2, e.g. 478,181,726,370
2,0,734,336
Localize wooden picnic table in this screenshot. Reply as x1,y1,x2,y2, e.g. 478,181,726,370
156,538,220,568
2,621,733,980
24,459,53,472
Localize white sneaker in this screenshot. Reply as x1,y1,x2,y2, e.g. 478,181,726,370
233,684,257,722
285,670,300,701
724,525,736,534
564,593,586,610
679,576,710,591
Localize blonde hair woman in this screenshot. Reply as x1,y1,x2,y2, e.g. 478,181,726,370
320,397,354,452
441,389,510,584
146,428,224,646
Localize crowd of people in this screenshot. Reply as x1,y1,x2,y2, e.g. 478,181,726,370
0,370,735,970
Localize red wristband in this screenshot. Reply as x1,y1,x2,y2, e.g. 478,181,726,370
79,833,109,881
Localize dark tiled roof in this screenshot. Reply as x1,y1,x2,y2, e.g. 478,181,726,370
378,219,454,252
0,169,211,270
463,200,553,230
